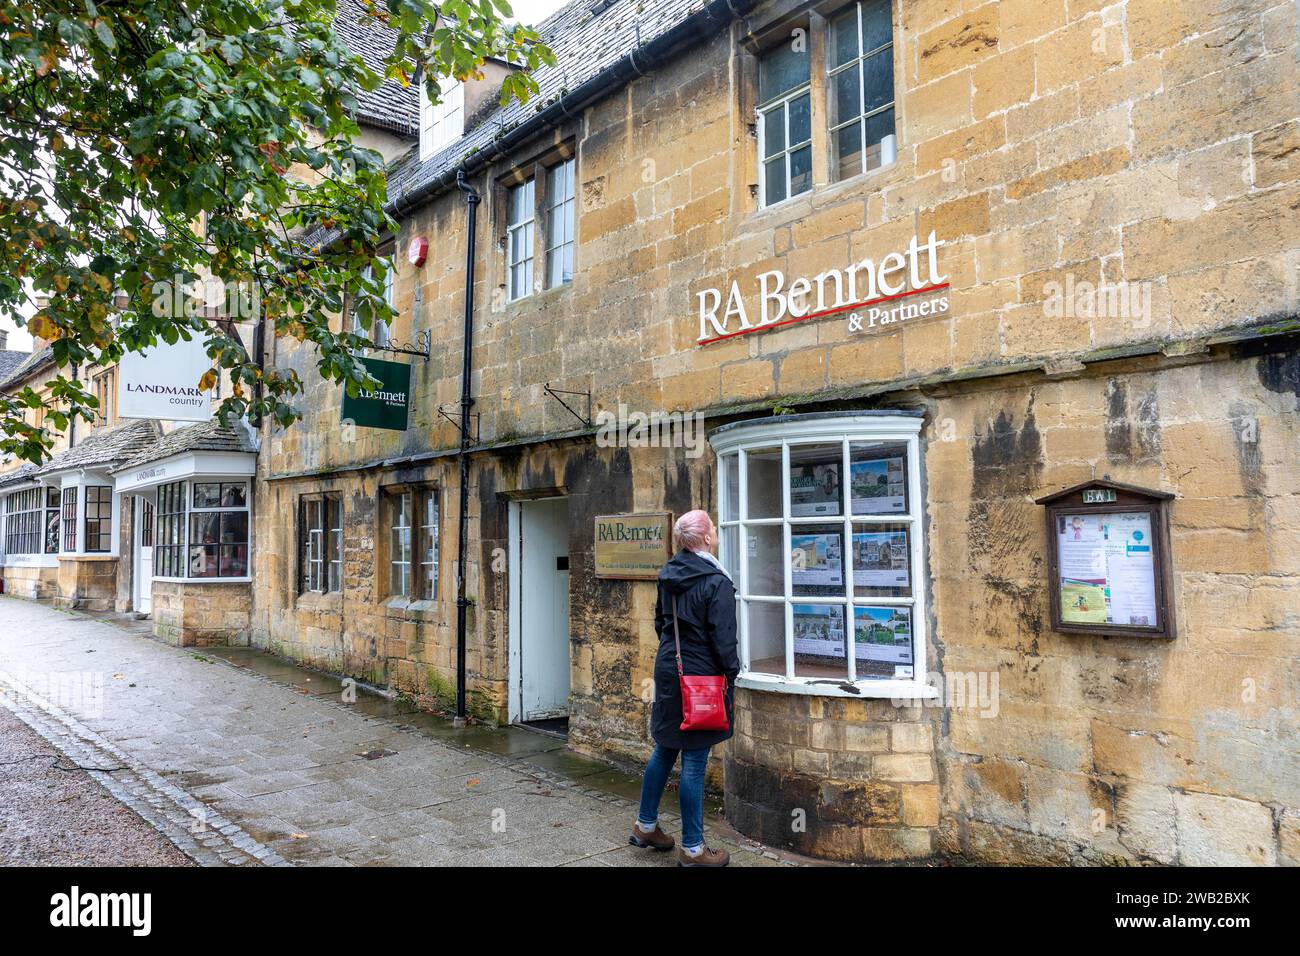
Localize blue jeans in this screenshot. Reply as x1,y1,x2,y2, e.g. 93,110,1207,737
637,744,710,850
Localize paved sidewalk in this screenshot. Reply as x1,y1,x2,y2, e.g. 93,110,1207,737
0,597,787,867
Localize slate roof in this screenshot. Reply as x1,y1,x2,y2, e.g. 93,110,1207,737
0,462,39,490
336,0,419,137
0,345,53,390
386,0,710,206
0,349,29,383
35,418,162,475
114,417,258,473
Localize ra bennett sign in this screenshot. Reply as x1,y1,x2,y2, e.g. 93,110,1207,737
696,230,950,345
594,512,673,580
341,356,411,431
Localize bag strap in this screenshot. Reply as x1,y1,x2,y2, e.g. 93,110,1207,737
672,595,684,677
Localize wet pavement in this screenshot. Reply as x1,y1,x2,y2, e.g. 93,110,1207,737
0,597,788,866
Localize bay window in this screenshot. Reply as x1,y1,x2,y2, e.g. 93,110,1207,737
3,487,57,556
151,479,250,580
712,412,930,697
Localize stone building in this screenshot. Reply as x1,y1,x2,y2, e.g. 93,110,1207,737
4,0,1296,866
251,0,1300,865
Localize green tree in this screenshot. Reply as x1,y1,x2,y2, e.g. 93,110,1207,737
0,0,552,463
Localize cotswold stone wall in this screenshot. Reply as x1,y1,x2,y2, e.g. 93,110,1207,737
55,557,117,612
1,565,57,602
252,0,1300,863
153,581,252,648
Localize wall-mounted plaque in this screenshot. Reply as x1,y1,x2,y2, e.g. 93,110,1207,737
594,512,673,580
1035,480,1176,638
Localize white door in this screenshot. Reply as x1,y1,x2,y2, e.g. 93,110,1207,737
135,496,154,614
517,497,571,722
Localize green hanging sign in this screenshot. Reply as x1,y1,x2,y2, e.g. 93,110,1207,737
341,356,411,431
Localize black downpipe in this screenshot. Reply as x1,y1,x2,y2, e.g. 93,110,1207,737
453,169,480,725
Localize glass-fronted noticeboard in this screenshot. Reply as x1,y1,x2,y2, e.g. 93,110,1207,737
1035,480,1176,639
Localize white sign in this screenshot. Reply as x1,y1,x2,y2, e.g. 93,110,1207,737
696,230,949,344
118,338,214,422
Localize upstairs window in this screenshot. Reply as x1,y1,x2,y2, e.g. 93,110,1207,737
546,159,576,288
757,40,812,207
507,178,536,302
828,0,896,181
419,78,464,160
352,251,394,350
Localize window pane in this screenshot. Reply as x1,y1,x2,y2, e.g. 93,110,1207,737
789,443,843,517
220,511,248,544
746,602,786,676
830,8,860,68
757,42,810,103
789,146,812,196
761,106,785,157
850,441,909,515
861,0,893,52
191,512,220,546
190,545,218,577
720,455,739,523
793,603,848,679
851,524,911,598
220,483,247,508
833,123,864,181
788,92,811,146
791,524,845,598
744,524,785,597
720,525,739,580
831,63,861,129
854,605,912,678
862,107,896,171
193,483,221,508
863,49,894,114
763,157,786,205
744,447,782,519
220,544,249,577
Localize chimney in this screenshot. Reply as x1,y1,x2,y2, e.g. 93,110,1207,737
0,330,7,349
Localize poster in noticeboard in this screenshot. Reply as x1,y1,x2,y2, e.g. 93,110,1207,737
1056,511,1159,628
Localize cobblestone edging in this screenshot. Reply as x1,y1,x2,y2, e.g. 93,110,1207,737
0,669,290,868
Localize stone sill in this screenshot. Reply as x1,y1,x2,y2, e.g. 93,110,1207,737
735,673,940,701
151,576,252,585
58,555,119,562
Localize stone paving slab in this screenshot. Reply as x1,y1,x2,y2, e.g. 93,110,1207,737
0,598,792,867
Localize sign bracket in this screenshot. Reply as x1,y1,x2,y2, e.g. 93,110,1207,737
544,383,592,428
437,404,480,443
369,329,431,361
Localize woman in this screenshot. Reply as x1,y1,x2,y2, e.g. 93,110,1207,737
629,509,740,867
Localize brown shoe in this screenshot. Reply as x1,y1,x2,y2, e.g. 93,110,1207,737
629,824,675,852
677,845,730,867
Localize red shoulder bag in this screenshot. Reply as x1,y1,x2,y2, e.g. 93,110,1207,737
672,595,729,732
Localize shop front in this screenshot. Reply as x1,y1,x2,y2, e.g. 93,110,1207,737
112,420,258,646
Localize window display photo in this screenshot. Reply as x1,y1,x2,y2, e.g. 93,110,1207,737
790,531,843,589
853,605,913,676
792,603,847,665
852,529,909,589
850,450,907,515
790,447,842,515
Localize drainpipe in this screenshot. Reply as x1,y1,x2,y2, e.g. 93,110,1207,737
452,168,480,727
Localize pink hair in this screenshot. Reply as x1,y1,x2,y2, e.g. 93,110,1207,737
674,509,713,551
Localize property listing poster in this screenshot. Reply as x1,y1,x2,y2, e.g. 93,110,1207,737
1057,512,1159,627
852,606,913,665
791,533,843,587
850,455,906,514
852,531,910,589
790,462,841,516
793,604,846,660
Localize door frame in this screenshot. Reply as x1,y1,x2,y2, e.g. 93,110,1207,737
506,494,570,724
132,492,154,614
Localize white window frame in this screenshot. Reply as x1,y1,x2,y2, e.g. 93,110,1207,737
711,412,937,700
389,489,413,598
507,178,535,302
756,45,812,209
545,158,576,288
353,254,394,350
827,0,897,182
419,78,464,161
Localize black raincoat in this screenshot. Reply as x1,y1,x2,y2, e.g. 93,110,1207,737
651,549,741,750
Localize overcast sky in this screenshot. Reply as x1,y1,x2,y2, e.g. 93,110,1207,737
512,0,571,26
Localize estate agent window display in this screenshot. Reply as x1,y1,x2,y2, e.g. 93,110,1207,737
711,411,936,699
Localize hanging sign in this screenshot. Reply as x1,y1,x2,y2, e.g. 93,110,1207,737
341,356,411,431
118,337,215,422
594,512,672,580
